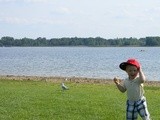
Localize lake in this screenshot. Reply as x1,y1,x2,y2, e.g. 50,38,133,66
0,47,160,81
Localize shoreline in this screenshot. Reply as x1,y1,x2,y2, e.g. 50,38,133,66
0,75,160,86
0,75,113,84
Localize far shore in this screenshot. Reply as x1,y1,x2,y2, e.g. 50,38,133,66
0,75,160,86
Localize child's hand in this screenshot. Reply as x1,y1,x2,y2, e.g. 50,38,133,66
113,77,120,85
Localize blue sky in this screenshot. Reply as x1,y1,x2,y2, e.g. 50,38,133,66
0,0,160,39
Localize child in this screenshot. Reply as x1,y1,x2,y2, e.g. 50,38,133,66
113,58,150,120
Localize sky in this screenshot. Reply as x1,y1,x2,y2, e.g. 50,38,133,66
0,0,160,39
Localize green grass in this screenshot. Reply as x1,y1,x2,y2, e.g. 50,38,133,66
0,79,159,120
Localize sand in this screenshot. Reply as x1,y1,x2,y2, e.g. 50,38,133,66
0,75,160,86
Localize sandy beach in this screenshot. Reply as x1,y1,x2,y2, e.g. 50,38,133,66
0,75,160,86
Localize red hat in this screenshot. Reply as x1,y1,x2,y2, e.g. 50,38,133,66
119,59,140,70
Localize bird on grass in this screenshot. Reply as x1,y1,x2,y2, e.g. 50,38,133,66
61,82,69,90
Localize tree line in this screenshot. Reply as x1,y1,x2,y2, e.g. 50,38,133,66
0,36,160,47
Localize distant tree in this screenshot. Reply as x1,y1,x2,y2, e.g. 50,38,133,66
145,37,160,46
0,36,14,46
139,38,146,46
0,42,3,46
48,38,58,46
20,37,34,46
95,37,107,46
1,36,160,47
14,39,22,46
35,37,47,46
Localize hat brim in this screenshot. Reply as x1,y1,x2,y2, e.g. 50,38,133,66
119,62,133,70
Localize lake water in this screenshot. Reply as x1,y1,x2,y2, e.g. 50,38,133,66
0,47,160,81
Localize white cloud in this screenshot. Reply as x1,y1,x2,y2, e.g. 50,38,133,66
0,0,50,2
58,7,71,14
1,0,160,38
0,16,70,25
1,17,29,24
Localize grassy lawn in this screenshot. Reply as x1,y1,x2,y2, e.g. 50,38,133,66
0,79,160,120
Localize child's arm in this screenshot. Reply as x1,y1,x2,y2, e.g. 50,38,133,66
139,67,146,83
113,77,126,93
